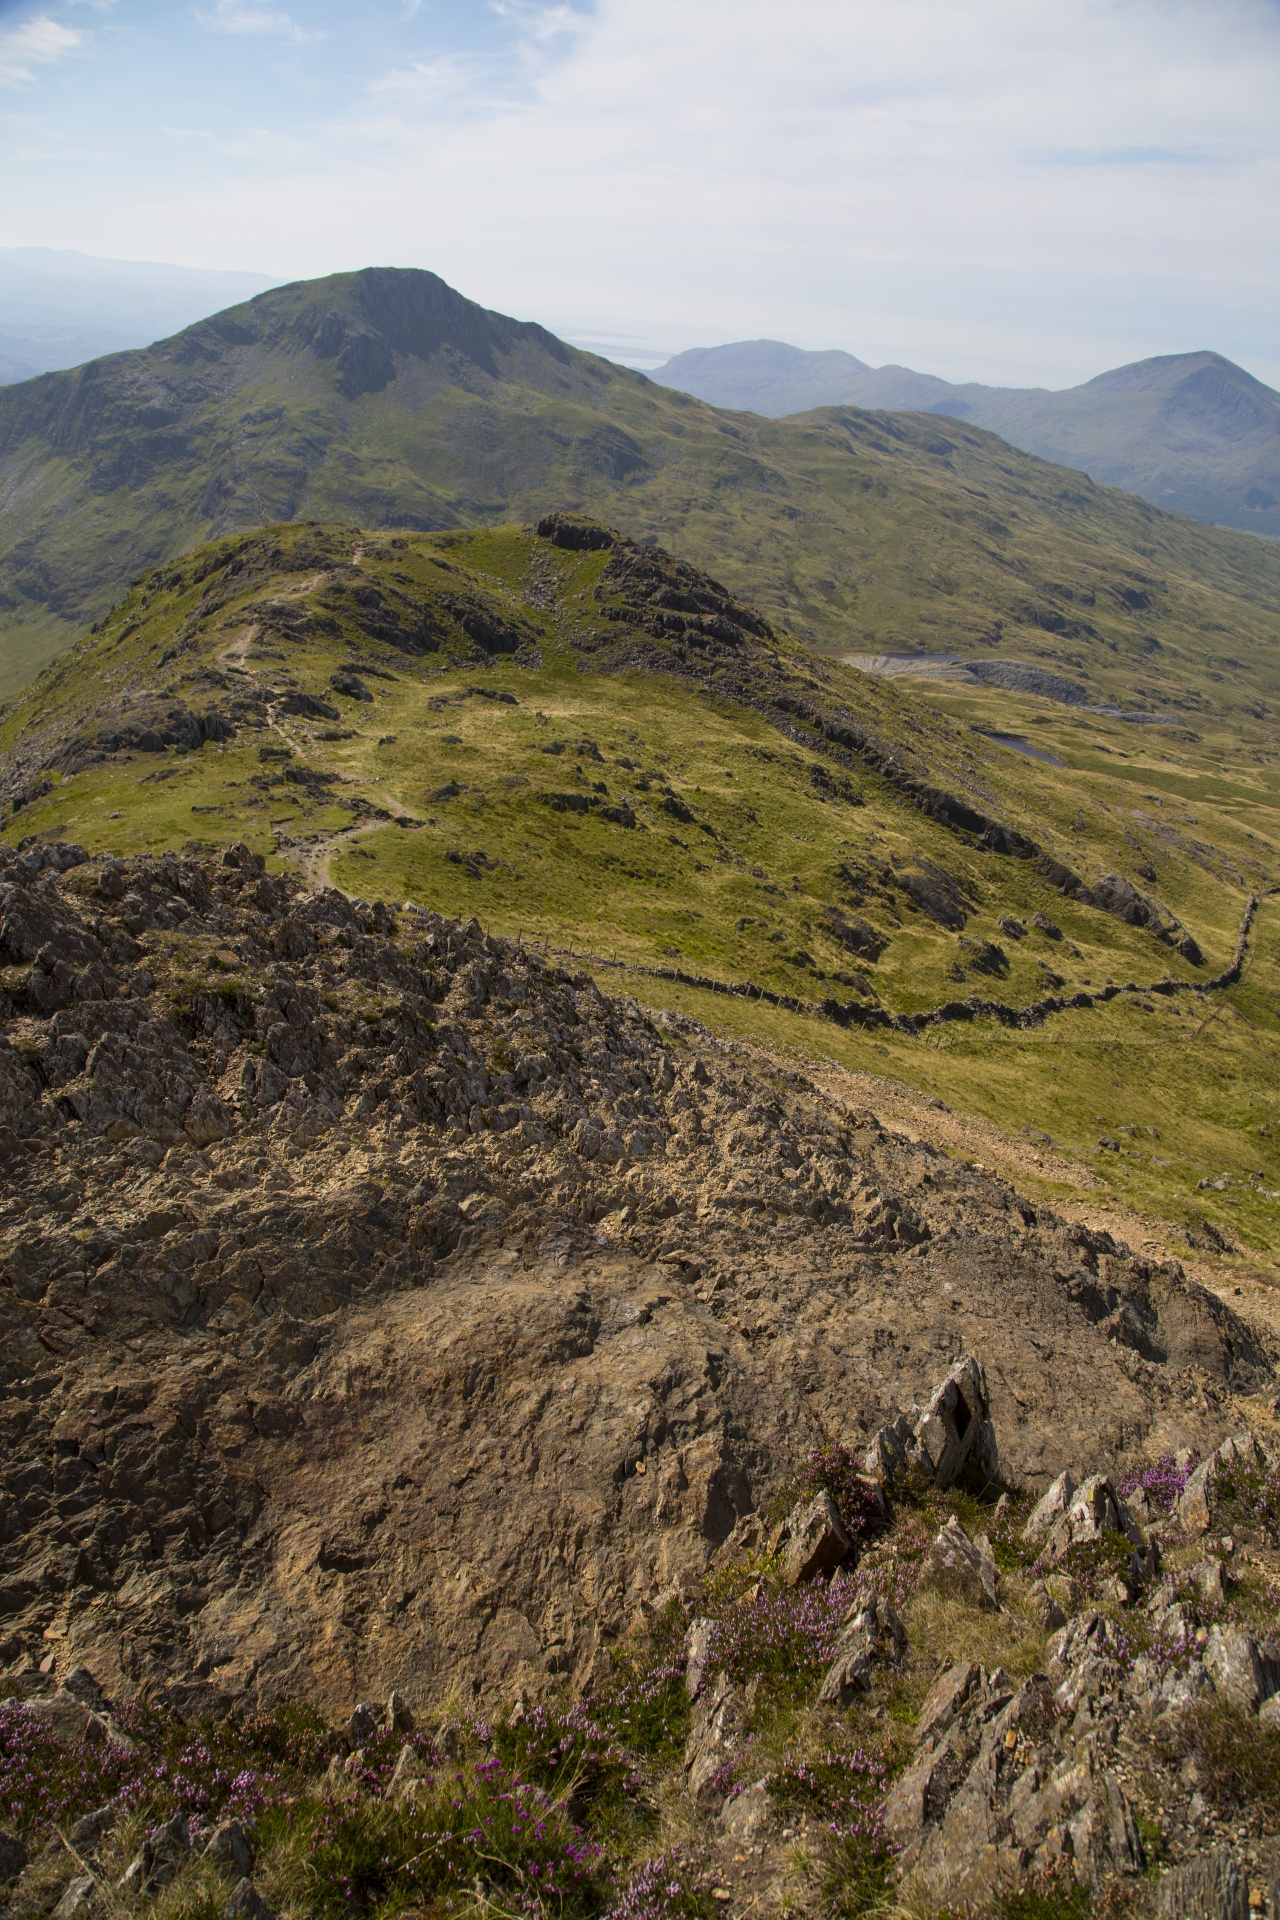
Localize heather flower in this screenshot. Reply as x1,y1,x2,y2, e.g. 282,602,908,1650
770,1744,890,1844
1119,1454,1194,1513
799,1443,884,1545
603,1847,714,1920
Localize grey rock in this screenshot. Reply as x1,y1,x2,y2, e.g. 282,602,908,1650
684,1671,744,1807
1148,1597,1194,1645
1154,1847,1249,1919
914,1662,979,1746
882,1734,969,1859
118,1812,189,1895
1188,1559,1232,1606
862,1411,915,1485
1203,1626,1280,1714
818,1595,907,1704
1026,1581,1066,1631
1179,1432,1270,1536
57,1668,106,1709
204,1822,253,1881
1258,1692,1280,1732
780,1490,849,1585
147,1814,190,1863
684,1616,715,1701
719,1779,773,1841
918,1516,1000,1609
1072,1770,1145,1882
1134,1654,1214,1716
1048,1612,1125,1676
347,1701,379,1745
384,1691,414,1736
913,1354,997,1490
51,1875,96,1920
223,1879,278,1920
0,1830,28,1883
118,1856,148,1895
1023,1469,1077,1547
387,1743,423,1800
1042,1474,1143,1563
22,1697,107,1747
68,1808,117,1851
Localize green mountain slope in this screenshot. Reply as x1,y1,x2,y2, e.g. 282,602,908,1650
4,514,1280,1257
3,268,1280,747
655,341,1280,538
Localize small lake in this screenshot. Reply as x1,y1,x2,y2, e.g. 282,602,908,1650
981,732,1067,768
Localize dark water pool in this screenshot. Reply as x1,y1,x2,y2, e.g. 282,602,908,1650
982,732,1067,768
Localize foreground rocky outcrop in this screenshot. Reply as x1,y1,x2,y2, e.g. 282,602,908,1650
0,840,1272,1738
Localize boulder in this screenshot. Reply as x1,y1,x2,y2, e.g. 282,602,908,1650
384,1691,414,1736
684,1671,744,1807
224,1880,278,1920
918,1517,1000,1609
1188,1559,1232,1606
780,1490,850,1585
913,1356,999,1490
1041,1475,1150,1588
1202,1627,1280,1714
119,1814,190,1896
330,670,372,703
347,1701,379,1745
1023,1470,1077,1548
59,1667,106,1709
720,1780,773,1841
914,1662,980,1747
204,1823,253,1881
882,1737,968,1857
862,1411,915,1484
817,1597,906,1706
1047,1611,1126,1678
51,1876,96,1920
0,1832,28,1883
1154,1847,1249,1920
1179,1432,1271,1536
1026,1581,1067,1631
861,1355,998,1491
68,1808,117,1850
23,1695,108,1746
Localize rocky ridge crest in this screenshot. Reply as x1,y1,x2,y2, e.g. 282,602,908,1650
0,840,1270,1731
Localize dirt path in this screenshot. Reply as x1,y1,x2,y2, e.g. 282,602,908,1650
291,819,382,891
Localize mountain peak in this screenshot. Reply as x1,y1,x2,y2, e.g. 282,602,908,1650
170,265,574,399
1077,349,1274,399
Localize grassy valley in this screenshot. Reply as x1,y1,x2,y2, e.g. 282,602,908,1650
3,513,1279,1264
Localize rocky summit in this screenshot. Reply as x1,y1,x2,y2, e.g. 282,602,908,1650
2,835,1280,1918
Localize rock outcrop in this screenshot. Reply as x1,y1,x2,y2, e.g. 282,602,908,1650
0,843,1270,1720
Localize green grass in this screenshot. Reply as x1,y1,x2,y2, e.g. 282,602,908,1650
4,516,1280,1257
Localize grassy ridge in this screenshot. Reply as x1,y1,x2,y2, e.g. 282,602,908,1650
2,516,1279,1257
2,268,1280,731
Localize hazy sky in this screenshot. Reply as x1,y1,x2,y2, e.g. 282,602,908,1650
0,0,1277,387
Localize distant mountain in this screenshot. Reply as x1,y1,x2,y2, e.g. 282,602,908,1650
3,266,1280,736
0,248,278,383
653,342,1280,537
652,339,872,414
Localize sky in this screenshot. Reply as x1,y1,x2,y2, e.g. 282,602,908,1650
0,0,1277,389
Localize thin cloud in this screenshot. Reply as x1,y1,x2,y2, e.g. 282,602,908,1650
4,0,1279,386
0,13,83,85
194,1,311,39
